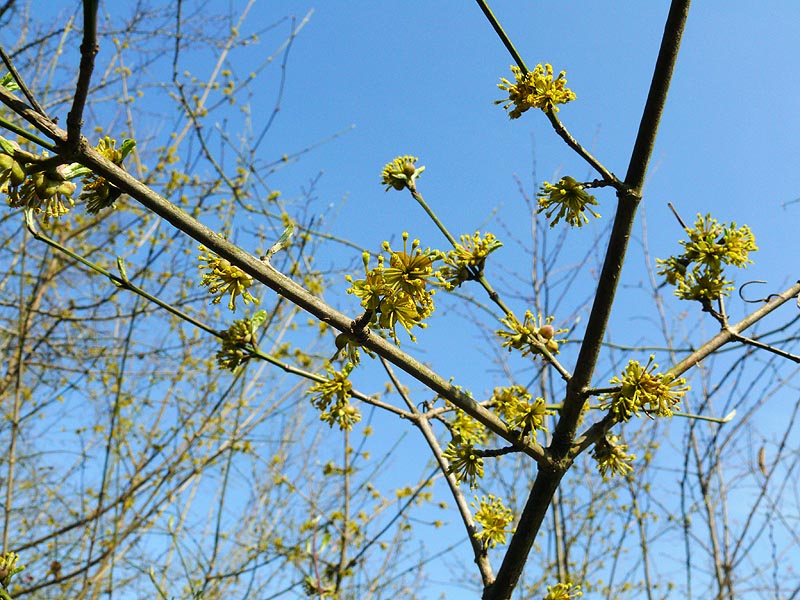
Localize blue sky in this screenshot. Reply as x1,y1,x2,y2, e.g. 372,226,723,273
255,1,798,278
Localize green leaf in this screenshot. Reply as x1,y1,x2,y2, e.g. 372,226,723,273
250,309,268,330
262,223,294,262
0,73,19,92
120,138,136,160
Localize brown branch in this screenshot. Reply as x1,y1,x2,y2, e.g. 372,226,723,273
0,85,546,467
484,3,693,598
66,0,99,145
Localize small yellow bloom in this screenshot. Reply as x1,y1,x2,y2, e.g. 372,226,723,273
346,235,444,343
497,311,566,359
537,176,599,228
451,408,488,446
442,231,503,287
496,64,576,118
543,581,583,600
307,363,360,431
592,435,635,479
216,312,266,371
80,137,135,214
471,494,515,549
9,165,78,225
198,245,259,311
656,213,757,302
443,439,484,488
381,155,425,191
602,355,689,421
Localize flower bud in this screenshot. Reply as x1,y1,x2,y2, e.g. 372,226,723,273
538,324,555,339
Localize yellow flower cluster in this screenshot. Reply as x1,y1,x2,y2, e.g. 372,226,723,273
450,407,488,446
198,245,259,311
443,439,484,488
80,137,135,214
346,233,444,343
471,494,515,549
0,551,24,589
216,310,267,371
8,165,77,224
544,581,583,600
307,363,361,431
491,386,550,437
381,155,425,191
2,135,133,224
496,64,576,118
497,311,566,359
657,213,757,303
592,435,635,479
441,231,503,287
602,356,689,422
538,176,600,228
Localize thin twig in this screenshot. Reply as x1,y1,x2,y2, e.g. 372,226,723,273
0,44,46,115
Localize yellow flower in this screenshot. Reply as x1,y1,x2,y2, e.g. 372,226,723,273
443,439,484,488
471,495,515,549
307,363,360,431
544,581,583,600
592,435,635,479
9,165,78,225
80,137,135,214
346,235,444,343
496,64,576,118
497,311,566,359
198,245,259,311
451,407,488,446
602,355,689,421
216,311,267,371
657,214,757,302
442,231,503,287
382,234,437,302
537,176,599,228
381,155,425,191
491,386,550,436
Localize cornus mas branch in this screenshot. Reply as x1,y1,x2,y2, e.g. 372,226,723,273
481,1,692,598
0,86,547,466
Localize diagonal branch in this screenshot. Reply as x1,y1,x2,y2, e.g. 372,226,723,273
0,84,548,467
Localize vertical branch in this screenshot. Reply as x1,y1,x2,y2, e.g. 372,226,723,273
554,0,692,451
485,3,693,598
3,235,26,553
66,0,99,145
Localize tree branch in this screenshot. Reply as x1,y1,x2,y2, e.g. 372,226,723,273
66,0,99,145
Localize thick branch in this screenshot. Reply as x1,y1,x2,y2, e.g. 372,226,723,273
0,85,547,466
486,4,692,598
552,0,692,456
